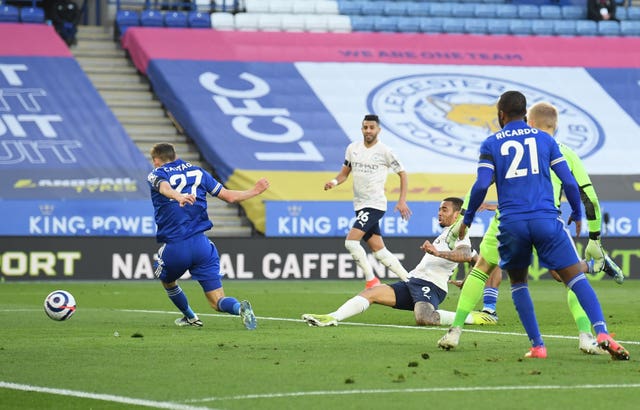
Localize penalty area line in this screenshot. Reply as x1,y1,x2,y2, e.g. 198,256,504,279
186,383,640,403
119,309,640,345
0,381,218,410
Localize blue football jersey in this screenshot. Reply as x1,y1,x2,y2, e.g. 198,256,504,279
477,120,564,223
147,158,222,243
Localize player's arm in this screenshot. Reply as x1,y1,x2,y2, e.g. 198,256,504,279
324,164,351,190
551,159,582,232
394,170,412,220
217,178,269,203
564,148,607,269
421,240,475,263
149,173,195,207
567,153,602,237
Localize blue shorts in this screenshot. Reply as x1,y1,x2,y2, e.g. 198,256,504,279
353,208,385,241
390,278,447,310
155,233,223,292
497,217,580,271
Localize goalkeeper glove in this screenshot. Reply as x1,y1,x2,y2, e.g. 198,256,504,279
585,238,606,272
446,214,463,250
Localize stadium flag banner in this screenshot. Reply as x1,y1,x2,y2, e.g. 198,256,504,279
0,25,154,236
1,236,637,281
122,29,640,233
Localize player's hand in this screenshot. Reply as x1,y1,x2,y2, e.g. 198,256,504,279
585,238,606,272
446,214,463,249
420,240,437,255
254,178,270,194
567,215,582,238
324,179,337,191
458,221,469,241
448,279,464,289
178,194,196,207
395,201,412,221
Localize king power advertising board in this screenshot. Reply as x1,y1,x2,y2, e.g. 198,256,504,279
1,237,637,282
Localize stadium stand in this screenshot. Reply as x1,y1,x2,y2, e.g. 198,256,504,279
0,3,20,22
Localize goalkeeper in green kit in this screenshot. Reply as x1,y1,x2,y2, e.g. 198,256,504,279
438,101,625,354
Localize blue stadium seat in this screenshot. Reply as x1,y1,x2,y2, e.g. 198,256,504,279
0,4,19,22
464,18,488,34
509,19,532,35
598,20,620,36
20,7,45,24
617,7,628,20
620,20,640,36
373,16,397,32
383,1,408,17
575,20,597,36
451,3,476,18
531,19,554,35
350,15,375,31
518,5,540,19
474,4,497,18
164,11,188,28
405,2,430,17
430,3,453,18
442,17,465,34
338,1,364,16
560,5,585,20
420,17,444,33
396,16,420,32
361,1,385,16
539,5,561,19
495,4,518,19
140,10,164,27
627,7,640,20
115,10,140,36
487,18,510,35
553,20,577,36
188,11,211,28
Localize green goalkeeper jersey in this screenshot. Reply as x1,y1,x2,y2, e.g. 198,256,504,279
554,143,602,238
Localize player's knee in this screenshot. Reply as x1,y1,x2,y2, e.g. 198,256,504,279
414,301,438,325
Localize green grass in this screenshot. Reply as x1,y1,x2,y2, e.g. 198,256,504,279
1,280,639,409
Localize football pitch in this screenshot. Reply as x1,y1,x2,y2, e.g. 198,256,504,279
1,279,639,410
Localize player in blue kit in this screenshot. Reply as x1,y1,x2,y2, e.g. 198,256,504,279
442,91,628,359
147,143,269,330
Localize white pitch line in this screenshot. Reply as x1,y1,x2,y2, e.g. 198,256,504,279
0,381,218,410
186,383,640,403
120,309,640,345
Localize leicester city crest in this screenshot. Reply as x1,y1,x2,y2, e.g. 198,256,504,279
367,74,603,162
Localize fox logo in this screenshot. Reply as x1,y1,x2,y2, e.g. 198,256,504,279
368,73,601,162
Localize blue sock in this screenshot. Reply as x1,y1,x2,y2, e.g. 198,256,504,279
217,297,241,315
511,284,544,347
483,287,499,312
165,285,195,319
567,273,608,334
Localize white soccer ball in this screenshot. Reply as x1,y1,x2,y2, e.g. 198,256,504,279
44,290,76,321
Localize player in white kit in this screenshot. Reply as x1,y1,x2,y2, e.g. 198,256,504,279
324,114,412,288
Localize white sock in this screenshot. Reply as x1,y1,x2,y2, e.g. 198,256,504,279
345,240,375,281
373,247,409,282
437,309,475,325
330,295,370,321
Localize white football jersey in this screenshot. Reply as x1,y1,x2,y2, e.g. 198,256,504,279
408,225,472,293
345,140,404,211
